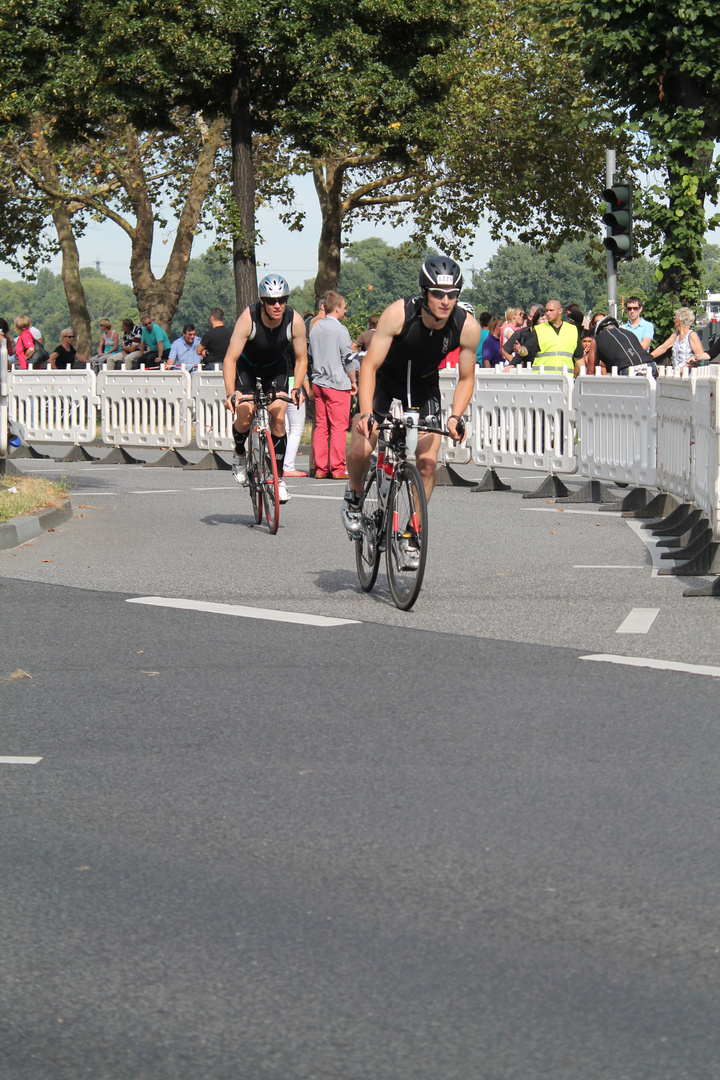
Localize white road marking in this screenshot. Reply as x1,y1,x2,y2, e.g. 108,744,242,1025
0,756,42,764
288,493,343,500
525,507,613,515
616,608,660,634
127,596,359,627
574,564,647,569
581,654,720,679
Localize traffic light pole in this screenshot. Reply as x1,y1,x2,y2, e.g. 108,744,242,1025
606,149,617,318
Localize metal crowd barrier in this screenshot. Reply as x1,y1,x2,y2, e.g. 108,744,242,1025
574,369,657,487
471,368,577,475
97,370,192,449
7,368,98,445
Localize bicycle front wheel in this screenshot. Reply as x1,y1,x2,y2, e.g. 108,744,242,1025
386,461,427,611
259,429,279,534
247,435,263,524
355,468,382,592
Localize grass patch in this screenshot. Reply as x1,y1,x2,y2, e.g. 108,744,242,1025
0,475,70,523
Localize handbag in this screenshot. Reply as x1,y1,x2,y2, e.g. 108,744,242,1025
26,338,50,367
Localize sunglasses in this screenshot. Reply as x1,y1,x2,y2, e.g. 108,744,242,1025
627,306,640,311
428,289,459,300
263,297,287,306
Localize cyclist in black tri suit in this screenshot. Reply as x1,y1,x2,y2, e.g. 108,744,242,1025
342,256,480,535
223,274,308,504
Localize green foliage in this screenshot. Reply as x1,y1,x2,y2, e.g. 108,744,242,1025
170,251,236,339
464,240,658,316
0,268,138,347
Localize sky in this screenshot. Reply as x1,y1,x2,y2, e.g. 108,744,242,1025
0,173,501,292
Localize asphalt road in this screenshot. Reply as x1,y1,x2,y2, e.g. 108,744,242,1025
2,453,720,1078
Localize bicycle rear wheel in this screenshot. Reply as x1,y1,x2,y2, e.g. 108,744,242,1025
385,461,427,610
259,429,279,534
355,469,382,592
247,435,263,524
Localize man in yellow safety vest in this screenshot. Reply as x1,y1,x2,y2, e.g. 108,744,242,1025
526,299,583,373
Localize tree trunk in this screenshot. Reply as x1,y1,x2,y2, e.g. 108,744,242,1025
230,36,257,315
51,203,92,357
313,162,345,298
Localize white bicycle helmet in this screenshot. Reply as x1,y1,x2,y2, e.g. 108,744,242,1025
457,301,475,316
258,274,290,299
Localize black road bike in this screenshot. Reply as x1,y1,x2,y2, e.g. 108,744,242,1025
355,410,454,611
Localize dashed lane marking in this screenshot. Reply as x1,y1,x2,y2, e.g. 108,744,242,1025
616,608,660,634
581,654,720,679
574,564,647,569
0,756,42,764
127,596,359,627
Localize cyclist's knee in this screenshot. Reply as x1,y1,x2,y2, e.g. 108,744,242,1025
415,454,437,479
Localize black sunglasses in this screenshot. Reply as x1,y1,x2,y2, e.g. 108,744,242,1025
428,289,459,300
263,296,288,306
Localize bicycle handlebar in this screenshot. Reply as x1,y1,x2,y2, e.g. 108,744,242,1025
373,416,458,441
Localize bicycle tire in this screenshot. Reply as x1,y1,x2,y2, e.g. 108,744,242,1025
355,468,382,592
385,461,428,611
247,435,263,524
260,429,280,534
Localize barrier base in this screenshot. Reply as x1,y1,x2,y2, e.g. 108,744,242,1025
100,447,146,465
470,468,511,492
523,474,570,500
655,510,704,546
623,492,679,520
10,443,50,460
557,480,621,507
644,503,695,535
659,540,720,577
434,464,477,488
61,444,99,462
659,527,713,562
184,451,232,471
684,576,720,597
144,449,190,468
0,456,22,476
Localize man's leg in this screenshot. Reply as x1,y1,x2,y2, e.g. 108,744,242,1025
325,387,351,476
414,430,442,502
346,414,376,494
312,386,330,477
268,399,289,478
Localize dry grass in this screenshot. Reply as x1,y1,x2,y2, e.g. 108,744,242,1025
0,475,70,523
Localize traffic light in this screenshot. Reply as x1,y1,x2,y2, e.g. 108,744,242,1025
603,179,633,260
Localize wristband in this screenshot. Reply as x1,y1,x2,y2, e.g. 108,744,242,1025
449,415,464,424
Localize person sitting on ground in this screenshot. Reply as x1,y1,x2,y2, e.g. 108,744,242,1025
120,318,142,368
197,307,232,370
651,307,708,371
169,324,200,371
138,313,172,369
91,318,119,370
48,328,89,369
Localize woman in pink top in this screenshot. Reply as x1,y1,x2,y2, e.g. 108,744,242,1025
12,315,35,369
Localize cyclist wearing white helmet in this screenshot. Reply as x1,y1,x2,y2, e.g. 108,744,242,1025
223,274,308,503
342,255,480,534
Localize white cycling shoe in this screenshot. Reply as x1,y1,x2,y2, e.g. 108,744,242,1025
232,453,247,485
277,479,290,504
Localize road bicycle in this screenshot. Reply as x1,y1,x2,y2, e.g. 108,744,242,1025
354,405,456,611
232,378,292,535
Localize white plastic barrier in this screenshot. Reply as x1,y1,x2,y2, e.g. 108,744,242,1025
574,370,657,486
8,368,98,444
655,368,694,502
471,369,577,474
97,370,192,448
438,368,472,464
690,367,720,538
192,370,234,452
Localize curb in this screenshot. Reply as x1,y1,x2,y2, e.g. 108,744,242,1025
0,499,73,551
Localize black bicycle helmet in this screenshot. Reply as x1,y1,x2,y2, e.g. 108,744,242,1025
595,315,619,336
419,255,463,294
258,274,290,299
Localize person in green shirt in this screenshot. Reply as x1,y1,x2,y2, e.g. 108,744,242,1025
139,314,172,369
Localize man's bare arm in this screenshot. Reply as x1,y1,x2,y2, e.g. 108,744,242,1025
223,309,253,400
